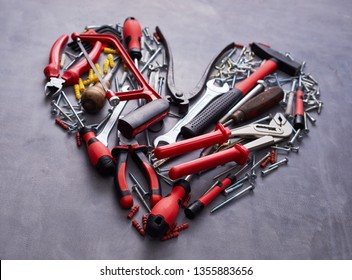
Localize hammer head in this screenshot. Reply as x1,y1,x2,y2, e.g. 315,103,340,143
251,42,301,76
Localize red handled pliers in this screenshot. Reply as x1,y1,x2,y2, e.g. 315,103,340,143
111,132,162,209
43,31,104,97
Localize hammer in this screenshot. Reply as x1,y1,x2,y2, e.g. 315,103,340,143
180,42,302,138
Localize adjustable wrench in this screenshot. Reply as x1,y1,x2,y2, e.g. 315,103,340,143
153,79,230,147
96,85,129,146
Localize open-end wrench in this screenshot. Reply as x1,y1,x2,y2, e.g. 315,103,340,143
153,79,230,147
96,86,129,146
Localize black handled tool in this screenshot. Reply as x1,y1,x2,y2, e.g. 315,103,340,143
180,42,301,138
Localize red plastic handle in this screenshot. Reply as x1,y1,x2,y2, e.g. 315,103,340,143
112,145,133,209
123,17,142,60
169,144,249,180
62,40,103,86
199,176,236,206
131,145,162,207
80,129,114,176
153,123,231,159
295,87,304,116
235,59,278,94
43,34,69,79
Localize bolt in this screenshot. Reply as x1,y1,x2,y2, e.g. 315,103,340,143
157,76,165,95
250,151,271,171
305,111,316,124
250,154,257,180
223,174,249,195
61,91,85,128
140,47,162,73
305,104,319,112
287,129,301,146
267,157,288,170
50,100,74,122
131,185,151,213
303,112,310,134
211,183,255,213
261,165,279,177
51,93,62,115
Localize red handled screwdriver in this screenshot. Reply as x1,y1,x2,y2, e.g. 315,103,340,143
80,127,115,177
293,62,306,130
123,17,142,69
184,173,237,219
146,175,192,238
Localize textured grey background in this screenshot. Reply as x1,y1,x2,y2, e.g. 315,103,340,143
1,0,352,260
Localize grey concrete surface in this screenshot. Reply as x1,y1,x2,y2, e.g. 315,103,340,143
0,0,352,259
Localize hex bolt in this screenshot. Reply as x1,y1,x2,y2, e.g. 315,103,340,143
287,129,301,146
223,182,244,196
211,183,255,213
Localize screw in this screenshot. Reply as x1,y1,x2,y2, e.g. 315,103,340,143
157,76,165,95
60,91,84,128
250,154,257,180
305,111,316,124
223,174,249,195
287,129,301,146
211,183,255,213
267,157,289,170
303,112,310,134
250,151,271,171
131,185,151,213
50,100,74,122
261,165,279,177
51,94,62,115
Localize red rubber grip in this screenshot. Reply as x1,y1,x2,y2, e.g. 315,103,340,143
112,145,133,209
168,144,249,180
150,185,187,226
154,123,231,159
236,59,278,94
199,176,235,206
295,87,305,116
62,40,103,86
43,34,69,79
123,17,142,60
82,131,112,166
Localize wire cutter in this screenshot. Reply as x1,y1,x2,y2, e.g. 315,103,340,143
111,132,162,209
43,32,103,97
